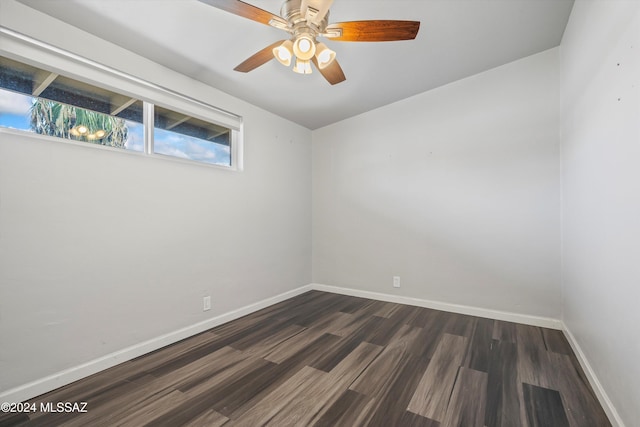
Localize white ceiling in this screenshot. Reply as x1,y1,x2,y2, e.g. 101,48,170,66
18,0,574,129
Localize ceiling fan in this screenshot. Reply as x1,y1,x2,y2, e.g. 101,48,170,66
199,0,420,85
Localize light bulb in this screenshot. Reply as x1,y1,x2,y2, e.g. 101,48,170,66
95,130,106,138
318,50,331,64
298,39,311,53
277,47,291,61
293,35,316,61
293,59,312,75
77,125,88,135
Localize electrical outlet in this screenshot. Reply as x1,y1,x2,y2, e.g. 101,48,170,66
393,276,401,288
203,296,211,311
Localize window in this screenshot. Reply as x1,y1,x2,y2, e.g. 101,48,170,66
0,56,144,152
0,54,240,169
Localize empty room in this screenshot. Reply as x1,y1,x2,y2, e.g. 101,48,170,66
0,0,638,426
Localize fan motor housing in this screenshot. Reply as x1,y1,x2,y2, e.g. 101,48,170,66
281,0,329,34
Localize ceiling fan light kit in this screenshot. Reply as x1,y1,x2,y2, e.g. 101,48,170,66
203,0,420,85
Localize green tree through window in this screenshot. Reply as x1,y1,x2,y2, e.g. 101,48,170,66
30,99,128,148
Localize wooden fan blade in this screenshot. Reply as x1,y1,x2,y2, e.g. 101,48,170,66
325,20,420,42
199,0,287,26
312,57,346,85
234,40,285,72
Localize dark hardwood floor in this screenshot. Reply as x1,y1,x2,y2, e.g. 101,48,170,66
0,291,611,426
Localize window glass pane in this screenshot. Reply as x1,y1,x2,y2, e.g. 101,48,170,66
0,56,143,151
154,105,231,166
0,87,143,152
0,89,31,131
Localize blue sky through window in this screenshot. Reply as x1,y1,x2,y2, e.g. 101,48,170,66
154,127,231,166
0,89,31,130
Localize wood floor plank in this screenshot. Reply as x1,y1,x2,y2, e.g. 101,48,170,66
327,306,377,338
309,315,387,372
231,365,326,426
542,329,573,355
0,413,29,427
406,307,439,329
182,409,228,427
117,389,188,427
442,311,475,337
399,411,442,426
335,295,372,314
233,342,383,426
350,324,422,396
224,333,345,419
208,334,343,418
162,346,254,393
186,357,277,414
307,311,352,334
143,322,287,380
351,325,432,426
523,383,570,427
485,340,521,427
390,304,425,327
143,356,272,426
464,317,494,372
369,300,403,318
312,389,374,427
493,320,517,342
366,314,409,346
358,351,433,426
408,310,450,359
516,324,553,389
263,327,328,363
546,352,611,427
210,291,328,337
441,367,488,427
407,333,468,421
233,323,306,358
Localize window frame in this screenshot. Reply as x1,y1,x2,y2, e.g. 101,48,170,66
0,26,243,171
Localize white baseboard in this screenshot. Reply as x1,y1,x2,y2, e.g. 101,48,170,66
3,282,621,427
309,283,563,329
0,284,313,404
561,326,625,427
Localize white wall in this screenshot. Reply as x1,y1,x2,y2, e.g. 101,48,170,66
313,49,561,318
561,1,640,425
0,1,311,394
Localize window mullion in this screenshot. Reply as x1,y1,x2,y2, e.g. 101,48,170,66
143,101,154,155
